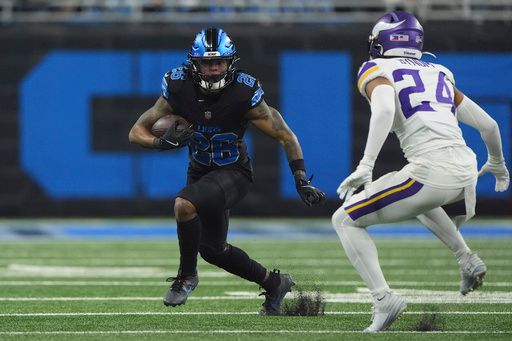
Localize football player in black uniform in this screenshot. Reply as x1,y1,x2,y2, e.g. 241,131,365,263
129,27,325,315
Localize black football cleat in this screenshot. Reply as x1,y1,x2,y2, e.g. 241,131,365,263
163,274,199,307
259,269,295,316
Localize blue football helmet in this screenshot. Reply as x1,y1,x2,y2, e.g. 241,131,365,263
188,27,238,93
368,11,424,59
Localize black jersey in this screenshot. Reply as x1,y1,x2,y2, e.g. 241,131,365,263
161,65,264,176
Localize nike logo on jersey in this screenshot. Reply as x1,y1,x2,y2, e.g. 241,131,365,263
372,20,406,36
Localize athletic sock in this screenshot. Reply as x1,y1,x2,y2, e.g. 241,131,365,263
176,216,201,277
211,244,268,285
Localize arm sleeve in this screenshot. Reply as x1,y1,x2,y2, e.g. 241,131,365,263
457,95,504,161
360,84,396,167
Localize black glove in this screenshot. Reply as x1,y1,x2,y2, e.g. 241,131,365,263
295,175,326,206
154,121,194,150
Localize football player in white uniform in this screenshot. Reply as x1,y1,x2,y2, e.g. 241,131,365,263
331,11,510,332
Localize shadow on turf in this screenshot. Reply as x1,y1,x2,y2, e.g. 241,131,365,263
279,286,326,316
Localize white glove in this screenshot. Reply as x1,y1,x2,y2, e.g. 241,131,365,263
337,163,373,201
478,156,510,192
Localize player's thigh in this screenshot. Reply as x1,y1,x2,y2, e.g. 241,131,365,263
178,169,251,213
342,170,463,227
210,169,252,209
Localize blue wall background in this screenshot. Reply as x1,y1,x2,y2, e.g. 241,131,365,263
434,53,511,198
20,51,511,200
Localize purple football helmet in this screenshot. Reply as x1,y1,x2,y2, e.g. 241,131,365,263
368,11,424,59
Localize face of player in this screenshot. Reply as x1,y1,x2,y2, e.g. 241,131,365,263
197,59,229,77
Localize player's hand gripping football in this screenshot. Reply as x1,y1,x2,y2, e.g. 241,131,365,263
295,175,326,206
337,163,373,201
154,121,194,150
478,156,510,192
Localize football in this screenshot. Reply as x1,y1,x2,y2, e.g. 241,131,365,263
151,114,190,137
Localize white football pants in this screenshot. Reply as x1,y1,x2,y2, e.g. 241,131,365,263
331,168,471,297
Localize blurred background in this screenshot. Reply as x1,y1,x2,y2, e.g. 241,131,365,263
0,0,511,219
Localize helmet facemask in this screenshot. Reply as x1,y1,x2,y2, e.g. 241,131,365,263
189,56,238,94
368,34,384,59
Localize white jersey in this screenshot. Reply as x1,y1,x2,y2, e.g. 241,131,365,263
357,57,477,189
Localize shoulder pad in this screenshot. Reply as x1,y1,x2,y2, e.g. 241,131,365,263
356,60,388,96
234,71,265,108
235,72,258,88
161,66,188,99
434,63,456,86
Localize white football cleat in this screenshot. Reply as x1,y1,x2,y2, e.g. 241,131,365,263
364,291,407,332
459,252,487,295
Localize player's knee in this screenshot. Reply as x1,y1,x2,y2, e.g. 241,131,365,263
199,243,229,265
174,197,197,222
332,207,347,228
332,207,353,236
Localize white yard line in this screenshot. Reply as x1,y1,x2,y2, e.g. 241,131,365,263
224,290,512,304
1,289,512,303
0,311,511,317
0,330,510,336
1,280,512,287
5,259,512,278
0,265,230,278
2,259,512,266
0,297,163,301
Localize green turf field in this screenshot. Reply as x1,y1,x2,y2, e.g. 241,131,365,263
0,238,511,340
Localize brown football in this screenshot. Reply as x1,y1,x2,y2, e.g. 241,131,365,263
151,114,190,137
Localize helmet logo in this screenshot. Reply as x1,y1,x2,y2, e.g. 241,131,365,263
204,111,212,120
372,19,406,36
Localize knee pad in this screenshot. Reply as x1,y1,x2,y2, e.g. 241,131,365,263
199,243,229,266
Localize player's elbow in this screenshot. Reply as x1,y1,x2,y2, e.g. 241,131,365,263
279,131,298,147
481,116,499,135
128,125,139,144
489,118,499,133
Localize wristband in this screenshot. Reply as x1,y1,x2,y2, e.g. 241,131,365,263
289,159,306,174
153,137,161,148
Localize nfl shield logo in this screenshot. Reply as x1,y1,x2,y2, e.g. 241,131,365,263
204,111,212,120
